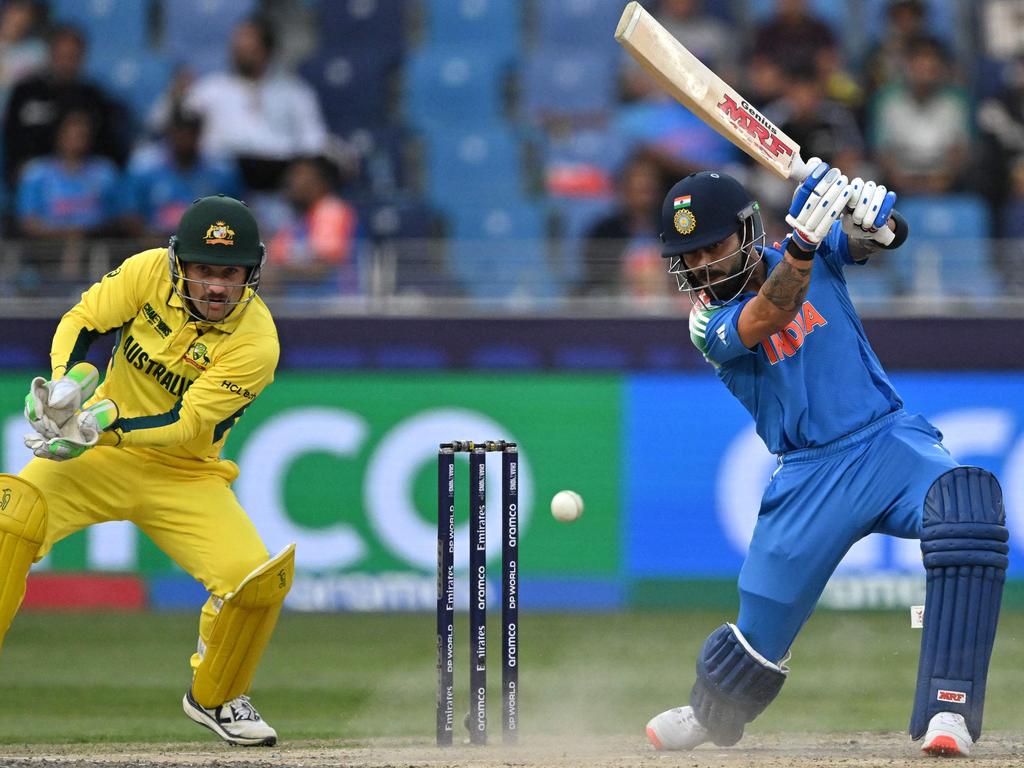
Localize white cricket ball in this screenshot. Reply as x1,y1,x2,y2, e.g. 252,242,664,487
550,490,584,523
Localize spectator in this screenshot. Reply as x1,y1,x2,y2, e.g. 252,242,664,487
0,0,46,114
185,15,328,192
617,55,740,181
870,35,969,194
125,106,242,238
748,0,859,109
864,0,930,95
764,64,865,181
265,155,359,296
3,24,127,188
997,156,1024,292
978,55,1024,221
578,152,667,298
14,109,120,285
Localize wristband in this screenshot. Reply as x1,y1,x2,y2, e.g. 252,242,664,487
785,237,816,262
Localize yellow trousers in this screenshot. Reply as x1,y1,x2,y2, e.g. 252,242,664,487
20,446,269,672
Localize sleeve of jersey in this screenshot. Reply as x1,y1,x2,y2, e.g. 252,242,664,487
112,340,278,448
816,221,859,272
688,301,753,367
49,253,149,378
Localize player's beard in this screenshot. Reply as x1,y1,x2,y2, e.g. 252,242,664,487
704,247,756,303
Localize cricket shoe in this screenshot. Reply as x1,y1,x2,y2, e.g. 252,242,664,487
921,712,971,757
183,689,278,746
646,705,710,750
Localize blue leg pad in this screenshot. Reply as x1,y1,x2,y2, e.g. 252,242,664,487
910,467,1008,742
690,623,788,746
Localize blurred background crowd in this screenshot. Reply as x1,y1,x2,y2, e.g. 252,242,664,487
0,0,1020,313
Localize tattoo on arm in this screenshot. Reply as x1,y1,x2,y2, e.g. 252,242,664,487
761,259,812,312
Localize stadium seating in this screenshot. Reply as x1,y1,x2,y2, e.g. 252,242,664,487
403,48,512,129
421,0,522,60
520,48,619,125
85,51,173,125
446,200,555,300
550,197,617,287
301,48,400,134
49,0,150,50
313,0,406,60
160,0,256,75
419,125,526,215
896,195,997,299
532,0,624,53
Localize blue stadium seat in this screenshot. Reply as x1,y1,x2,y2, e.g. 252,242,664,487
420,126,525,212
544,127,628,196
422,0,521,60
447,201,555,300
403,48,511,128
896,195,996,298
357,196,452,295
521,48,618,125
533,0,624,53
161,0,256,75
86,51,173,124
313,0,406,59
338,125,408,196
49,0,150,50
301,48,400,133
551,197,616,286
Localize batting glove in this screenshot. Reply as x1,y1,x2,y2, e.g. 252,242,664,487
24,362,100,438
842,178,897,246
24,399,118,461
785,158,852,252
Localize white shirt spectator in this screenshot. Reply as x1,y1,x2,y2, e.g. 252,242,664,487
185,67,327,161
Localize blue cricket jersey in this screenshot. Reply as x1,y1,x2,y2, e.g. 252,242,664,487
689,223,903,455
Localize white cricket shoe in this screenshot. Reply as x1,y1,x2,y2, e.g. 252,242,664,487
646,705,710,751
921,711,971,757
183,689,278,746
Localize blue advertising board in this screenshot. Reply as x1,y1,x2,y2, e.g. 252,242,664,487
625,372,1024,579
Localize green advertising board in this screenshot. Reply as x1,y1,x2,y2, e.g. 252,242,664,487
0,373,623,607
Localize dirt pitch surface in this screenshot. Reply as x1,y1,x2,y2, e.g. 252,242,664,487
1,733,1022,768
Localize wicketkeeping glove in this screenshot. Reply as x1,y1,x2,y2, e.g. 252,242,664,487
24,362,100,438
841,178,897,246
784,158,852,252
24,398,118,461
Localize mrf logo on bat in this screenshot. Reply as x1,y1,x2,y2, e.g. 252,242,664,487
717,94,795,161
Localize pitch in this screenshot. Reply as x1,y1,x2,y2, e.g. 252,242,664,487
1,611,1021,765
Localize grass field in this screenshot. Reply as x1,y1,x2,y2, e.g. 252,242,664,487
2,608,1023,747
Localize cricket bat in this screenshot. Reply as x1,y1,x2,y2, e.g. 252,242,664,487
615,1,809,181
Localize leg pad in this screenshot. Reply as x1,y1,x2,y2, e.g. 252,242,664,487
192,543,295,708
0,475,48,653
690,623,788,746
911,468,1007,742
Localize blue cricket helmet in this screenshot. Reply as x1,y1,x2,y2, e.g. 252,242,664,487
659,172,766,303
659,171,762,256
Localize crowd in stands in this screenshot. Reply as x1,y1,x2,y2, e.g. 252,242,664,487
0,0,1020,306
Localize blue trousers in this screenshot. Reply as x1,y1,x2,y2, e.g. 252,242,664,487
736,410,958,662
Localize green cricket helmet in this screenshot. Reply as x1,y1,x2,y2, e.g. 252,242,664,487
168,195,266,322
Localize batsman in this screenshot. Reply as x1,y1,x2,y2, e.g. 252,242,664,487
645,163,1007,757
0,195,294,746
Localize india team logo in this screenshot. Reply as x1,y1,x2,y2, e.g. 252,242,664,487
674,208,696,235
204,221,235,245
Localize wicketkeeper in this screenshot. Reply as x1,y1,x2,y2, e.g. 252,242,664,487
0,195,294,746
645,163,1006,757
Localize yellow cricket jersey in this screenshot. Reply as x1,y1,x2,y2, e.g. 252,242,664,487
50,248,279,466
